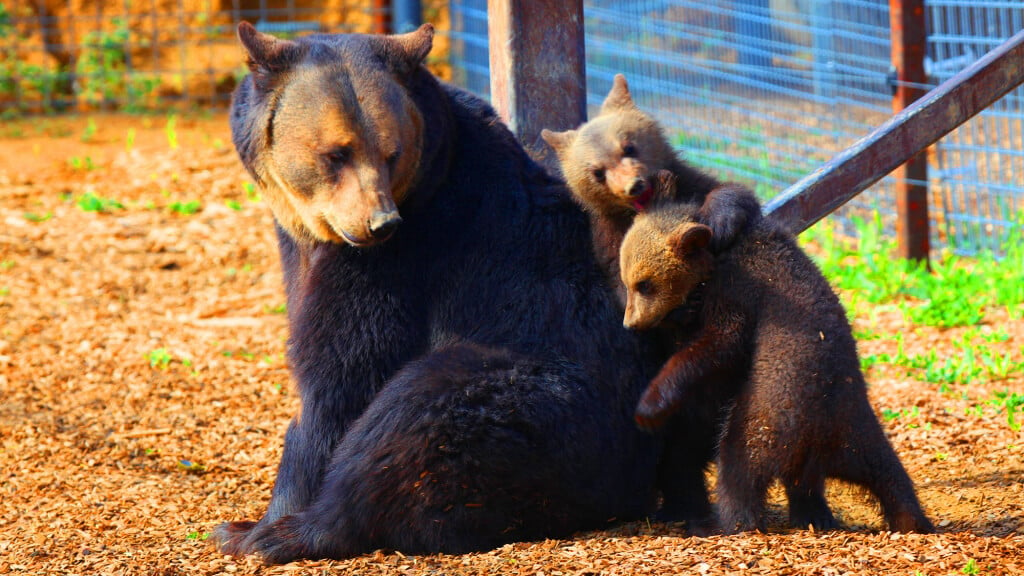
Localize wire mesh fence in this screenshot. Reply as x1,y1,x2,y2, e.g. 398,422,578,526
0,1,390,114
451,0,1024,255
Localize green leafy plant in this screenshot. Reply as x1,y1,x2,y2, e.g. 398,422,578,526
77,191,123,213
146,348,173,369
242,180,260,202
67,156,97,171
75,18,159,111
80,117,98,142
23,211,52,222
169,200,202,215
961,558,979,575
165,114,179,150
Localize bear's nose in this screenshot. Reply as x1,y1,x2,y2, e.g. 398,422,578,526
626,178,647,197
368,210,402,240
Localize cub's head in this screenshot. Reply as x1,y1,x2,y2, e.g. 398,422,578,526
541,74,678,218
231,22,435,246
620,201,713,330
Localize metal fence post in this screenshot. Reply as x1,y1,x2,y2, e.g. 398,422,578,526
487,0,586,170
890,0,929,262
392,0,422,33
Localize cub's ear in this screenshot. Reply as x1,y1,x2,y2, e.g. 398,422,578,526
381,23,435,75
651,169,677,198
668,223,712,261
237,21,301,90
599,74,636,114
540,128,577,156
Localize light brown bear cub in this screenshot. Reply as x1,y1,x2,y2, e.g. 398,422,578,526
542,75,757,532
620,171,935,534
541,74,749,293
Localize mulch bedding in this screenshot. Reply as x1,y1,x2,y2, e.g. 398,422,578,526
0,114,1021,575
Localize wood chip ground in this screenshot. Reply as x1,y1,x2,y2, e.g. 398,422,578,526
1,114,1021,575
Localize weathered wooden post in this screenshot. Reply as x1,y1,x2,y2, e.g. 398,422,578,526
487,0,586,170
890,0,930,261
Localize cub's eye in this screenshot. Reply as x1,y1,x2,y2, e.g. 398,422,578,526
386,150,400,170
323,147,351,169
592,167,606,183
622,143,637,157
635,279,654,296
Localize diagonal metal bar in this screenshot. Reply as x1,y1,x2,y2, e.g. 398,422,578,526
765,27,1024,236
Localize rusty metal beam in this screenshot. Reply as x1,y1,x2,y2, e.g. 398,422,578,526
765,27,1024,237
890,0,929,261
372,0,391,34
487,0,586,170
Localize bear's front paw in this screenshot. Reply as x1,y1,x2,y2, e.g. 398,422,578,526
212,520,258,557
251,515,314,565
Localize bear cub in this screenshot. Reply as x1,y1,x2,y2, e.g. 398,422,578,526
619,170,935,534
542,76,759,532
541,74,753,293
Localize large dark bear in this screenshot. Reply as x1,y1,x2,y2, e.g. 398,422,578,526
213,23,662,563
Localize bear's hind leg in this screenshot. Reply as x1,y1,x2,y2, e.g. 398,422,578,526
715,404,774,533
832,399,934,533
783,476,837,531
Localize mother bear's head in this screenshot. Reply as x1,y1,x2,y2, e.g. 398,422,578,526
230,22,436,246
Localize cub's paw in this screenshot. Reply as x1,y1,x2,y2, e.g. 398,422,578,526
698,184,761,253
634,384,680,432
634,400,672,433
212,520,258,557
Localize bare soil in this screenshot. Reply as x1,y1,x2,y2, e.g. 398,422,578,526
1,114,1021,575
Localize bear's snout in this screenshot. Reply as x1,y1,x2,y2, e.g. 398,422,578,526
369,210,403,240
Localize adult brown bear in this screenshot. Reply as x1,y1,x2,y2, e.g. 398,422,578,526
213,23,662,563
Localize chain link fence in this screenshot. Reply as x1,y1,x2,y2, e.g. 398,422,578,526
451,0,1023,255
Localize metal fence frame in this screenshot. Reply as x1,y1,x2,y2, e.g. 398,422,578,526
452,0,1024,256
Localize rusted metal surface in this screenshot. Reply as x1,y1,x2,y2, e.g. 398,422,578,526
890,0,929,261
372,0,391,34
765,27,1024,237
487,0,586,170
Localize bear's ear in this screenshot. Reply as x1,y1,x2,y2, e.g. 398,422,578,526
600,74,636,114
237,21,301,90
540,128,577,156
668,223,712,261
380,23,435,75
651,169,676,199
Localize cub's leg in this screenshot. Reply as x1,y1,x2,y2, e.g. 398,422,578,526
830,391,934,533
714,397,775,533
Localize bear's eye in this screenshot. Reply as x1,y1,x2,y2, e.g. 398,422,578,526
323,146,351,169
622,143,637,157
635,279,654,297
386,150,400,171
592,167,606,184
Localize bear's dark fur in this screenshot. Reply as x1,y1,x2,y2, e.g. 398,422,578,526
214,24,662,563
620,173,935,534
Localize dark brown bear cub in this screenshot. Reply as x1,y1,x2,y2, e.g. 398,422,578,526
619,171,935,534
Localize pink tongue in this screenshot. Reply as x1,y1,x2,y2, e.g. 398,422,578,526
632,183,653,212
